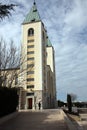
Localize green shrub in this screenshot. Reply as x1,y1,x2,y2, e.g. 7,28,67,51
67,94,72,113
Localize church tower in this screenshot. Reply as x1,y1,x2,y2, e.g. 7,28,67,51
21,1,56,110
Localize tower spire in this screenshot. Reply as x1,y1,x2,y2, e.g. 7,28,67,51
34,0,36,5
23,0,41,24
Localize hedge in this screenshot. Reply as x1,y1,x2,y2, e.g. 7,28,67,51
0,87,18,117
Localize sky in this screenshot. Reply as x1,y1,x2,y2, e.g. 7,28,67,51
0,0,87,102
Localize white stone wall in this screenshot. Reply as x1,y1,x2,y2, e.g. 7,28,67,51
47,47,56,107
47,47,54,72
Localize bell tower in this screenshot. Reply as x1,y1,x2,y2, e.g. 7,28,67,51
20,1,56,110
21,1,47,109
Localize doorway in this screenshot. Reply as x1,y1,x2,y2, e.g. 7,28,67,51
28,98,32,109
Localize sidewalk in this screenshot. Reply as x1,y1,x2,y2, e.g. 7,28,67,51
0,109,69,130
64,111,87,130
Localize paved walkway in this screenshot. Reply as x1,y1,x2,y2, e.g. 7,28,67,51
0,109,69,130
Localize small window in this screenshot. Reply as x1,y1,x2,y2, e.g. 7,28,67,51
28,28,34,36
31,19,35,22
15,75,18,85
27,57,34,60
26,93,34,96
27,64,34,68
27,78,34,81
33,9,37,12
27,85,34,89
27,71,34,75
27,40,34,43
27,45,34,48
27,51,34,54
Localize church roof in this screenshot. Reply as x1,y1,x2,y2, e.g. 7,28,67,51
23,2,41,24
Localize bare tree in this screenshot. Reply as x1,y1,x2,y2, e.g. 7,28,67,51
0,39,20,87
0,38,34,88
0,3,15,20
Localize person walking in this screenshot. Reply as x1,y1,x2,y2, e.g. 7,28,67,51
38,102,41,110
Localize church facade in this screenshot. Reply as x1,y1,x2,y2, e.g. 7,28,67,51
19,2,56,110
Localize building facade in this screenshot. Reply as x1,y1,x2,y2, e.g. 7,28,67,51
19,2,56,110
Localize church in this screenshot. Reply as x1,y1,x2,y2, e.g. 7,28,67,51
0,1,56,110
18,1,56,110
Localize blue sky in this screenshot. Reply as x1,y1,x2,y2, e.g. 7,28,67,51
0,0,87,102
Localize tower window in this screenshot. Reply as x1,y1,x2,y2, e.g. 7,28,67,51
27,64,34,68
33,9,37,12
27,85,34,89
15,75,18,85
27,57,34,60
27,71,34,75
31,19,35,22
27,78,34,81
27,51,34,54
28,40,34,43
26,93,34,96
28,28,34,36
27,45,34,48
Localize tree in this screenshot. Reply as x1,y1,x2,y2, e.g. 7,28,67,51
58,100,65,107
0,38,34,88
0,39,20,87
67,94,72,113
0,3,15,20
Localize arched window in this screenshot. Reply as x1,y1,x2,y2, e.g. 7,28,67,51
28,28,34,36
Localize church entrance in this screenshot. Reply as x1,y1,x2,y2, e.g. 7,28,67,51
28,98,32,109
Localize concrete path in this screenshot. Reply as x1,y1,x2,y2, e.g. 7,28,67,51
0,109,69,130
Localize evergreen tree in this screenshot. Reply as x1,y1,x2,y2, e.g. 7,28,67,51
0,3,15,19
67,94,72,112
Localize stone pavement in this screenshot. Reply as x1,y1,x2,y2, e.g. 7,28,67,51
0,109,69,130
